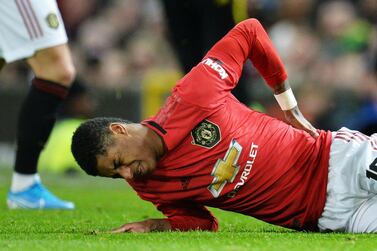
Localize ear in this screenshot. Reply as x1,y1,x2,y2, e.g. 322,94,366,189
109,123,128,135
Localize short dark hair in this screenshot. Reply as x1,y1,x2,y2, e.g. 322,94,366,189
71,117,131,176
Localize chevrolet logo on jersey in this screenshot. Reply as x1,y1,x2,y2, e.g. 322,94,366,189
46,13,59,29
208,139,242,198
191,120,221,148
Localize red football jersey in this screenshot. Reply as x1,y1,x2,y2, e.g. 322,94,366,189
130,19,332,232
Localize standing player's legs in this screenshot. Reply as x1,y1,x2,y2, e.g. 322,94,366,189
160,0,203,73
7,44,76,209
199,1,252,105
0,0,76,209
160,0,252,105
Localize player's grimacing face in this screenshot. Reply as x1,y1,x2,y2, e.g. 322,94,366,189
96,128,157,180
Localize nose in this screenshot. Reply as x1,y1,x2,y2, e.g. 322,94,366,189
117,166,132,180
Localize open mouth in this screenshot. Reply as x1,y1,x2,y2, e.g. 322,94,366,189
133,161,146,179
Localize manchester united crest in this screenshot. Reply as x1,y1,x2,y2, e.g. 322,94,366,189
46,13,59,29
191,120,221,148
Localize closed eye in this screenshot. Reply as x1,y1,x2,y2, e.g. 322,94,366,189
113,159,121,170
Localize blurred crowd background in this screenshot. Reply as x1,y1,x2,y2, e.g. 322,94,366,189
0,0,376,171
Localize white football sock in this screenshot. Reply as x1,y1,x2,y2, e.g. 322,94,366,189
11,172,40,193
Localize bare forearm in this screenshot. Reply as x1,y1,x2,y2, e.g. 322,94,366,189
273,80,291,95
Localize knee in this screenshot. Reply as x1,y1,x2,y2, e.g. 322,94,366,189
35,62,76,86
29,49,77,86
56,63,76,86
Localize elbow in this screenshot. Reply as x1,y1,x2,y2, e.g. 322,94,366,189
238,18,262,28
236,18,264,35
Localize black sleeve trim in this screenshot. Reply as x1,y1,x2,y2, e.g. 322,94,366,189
146,121,167,135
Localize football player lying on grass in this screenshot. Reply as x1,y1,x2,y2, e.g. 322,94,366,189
71,18,377,233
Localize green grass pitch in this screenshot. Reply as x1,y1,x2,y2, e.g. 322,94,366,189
0,167,376,251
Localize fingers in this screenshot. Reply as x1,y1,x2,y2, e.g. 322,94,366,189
305,125,319,138
108,222,150,233
297,117,316,136
109,224,131,234
301,118,319,138
297,119,318,138
284,108,319,138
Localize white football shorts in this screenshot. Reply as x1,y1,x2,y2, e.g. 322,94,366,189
0,0,68,63
318,127,377,233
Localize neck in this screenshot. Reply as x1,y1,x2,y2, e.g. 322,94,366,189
138,124,165,159
149,128,165,159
